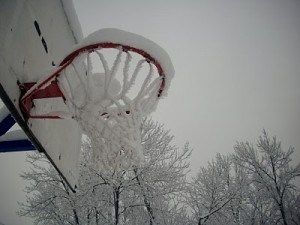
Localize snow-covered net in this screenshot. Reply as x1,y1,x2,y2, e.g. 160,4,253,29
55,29,174,171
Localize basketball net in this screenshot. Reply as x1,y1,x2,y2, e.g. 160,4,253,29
59,48,162,170
20,29,173,171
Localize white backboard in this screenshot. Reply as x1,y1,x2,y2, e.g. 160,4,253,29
0,0,83,190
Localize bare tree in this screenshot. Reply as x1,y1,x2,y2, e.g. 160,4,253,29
233,130,300,225
19,118,191,225
18,153,80,225
185,153,242,225
286,191,300,225
130,119,191,224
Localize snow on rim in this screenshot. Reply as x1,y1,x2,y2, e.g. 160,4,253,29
69,28,175,96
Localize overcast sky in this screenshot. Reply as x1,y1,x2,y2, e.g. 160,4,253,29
1,0,300,224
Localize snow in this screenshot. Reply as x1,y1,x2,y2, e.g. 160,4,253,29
30,97,73,119
49,28,175,171
72,28,174,97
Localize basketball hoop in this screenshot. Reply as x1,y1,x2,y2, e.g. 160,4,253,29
20,28,174,171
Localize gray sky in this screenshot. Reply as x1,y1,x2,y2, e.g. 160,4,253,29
72,0,300,167
1,0,300,224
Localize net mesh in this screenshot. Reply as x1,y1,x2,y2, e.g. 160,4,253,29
57,47,163,171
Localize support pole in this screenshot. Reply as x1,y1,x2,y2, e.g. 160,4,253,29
0,114,16,136
0,139,35,153
0,106,35,152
